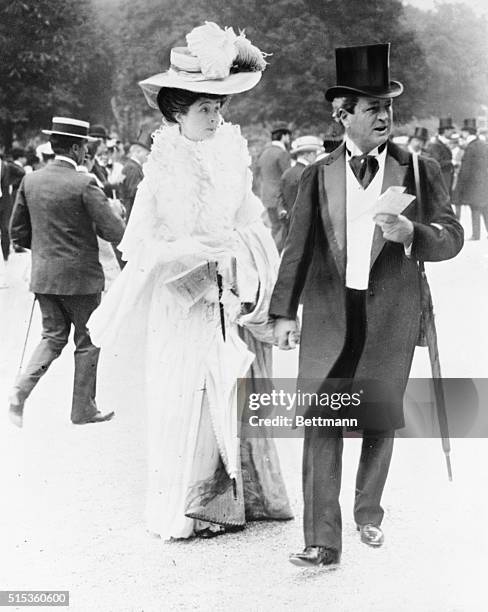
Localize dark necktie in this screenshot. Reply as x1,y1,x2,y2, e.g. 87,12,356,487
349,154,379,188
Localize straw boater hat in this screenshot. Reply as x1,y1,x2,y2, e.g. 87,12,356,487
42,117,97,141
139,21,268,109
325,43,403,101
290,135,323,156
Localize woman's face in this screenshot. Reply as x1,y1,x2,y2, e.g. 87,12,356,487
176,97,223,141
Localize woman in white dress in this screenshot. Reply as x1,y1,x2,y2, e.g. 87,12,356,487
89,22,292,539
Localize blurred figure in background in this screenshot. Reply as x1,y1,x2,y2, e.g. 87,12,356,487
425,117,455,195
408,126,428,154
0,151,25,272
255,123,292,249
36,142,55,167
454,118,488,239
120,138,151,222
278,135,323,251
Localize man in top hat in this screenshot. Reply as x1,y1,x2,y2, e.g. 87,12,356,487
408,126,428,155
454,118,488,239
425,118,455,195
269,43,463,568
255,122,292,250
8,117,126,427
279,135,323,251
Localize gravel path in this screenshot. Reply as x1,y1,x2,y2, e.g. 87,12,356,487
1,222,487,611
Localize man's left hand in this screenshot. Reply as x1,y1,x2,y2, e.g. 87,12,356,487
374,213,414,246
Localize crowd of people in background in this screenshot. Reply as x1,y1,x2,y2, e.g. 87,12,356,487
0,124,151,288
1,113,488,288
253,115,488,252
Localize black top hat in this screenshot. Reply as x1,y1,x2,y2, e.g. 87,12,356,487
413,127,428,141
462,118,477,131
439,117,454,130
325,43,403,102
88,124,109,140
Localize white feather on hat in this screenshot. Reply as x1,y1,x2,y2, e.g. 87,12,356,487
139,22,268,109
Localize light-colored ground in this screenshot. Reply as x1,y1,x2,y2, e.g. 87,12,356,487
1,210,488,611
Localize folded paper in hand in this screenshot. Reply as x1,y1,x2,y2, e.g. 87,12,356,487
164,260,219,310
374,186,416,216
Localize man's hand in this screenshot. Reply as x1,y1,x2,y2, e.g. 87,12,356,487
374,213,414,246
273,317,300,350
278,208,288,220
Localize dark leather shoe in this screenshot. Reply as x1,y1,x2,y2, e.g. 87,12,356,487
72,411,115,425
357,524,384,547
289,546,340,569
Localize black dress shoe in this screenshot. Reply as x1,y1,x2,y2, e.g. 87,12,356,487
357,524,384,547
289,546,340,569
72,411,115,425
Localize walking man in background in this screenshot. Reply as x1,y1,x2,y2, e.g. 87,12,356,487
255,123,292,250
270,44,463,569
8,117,125,427
279,135,323,251
425,117,455,196
454,118,488,240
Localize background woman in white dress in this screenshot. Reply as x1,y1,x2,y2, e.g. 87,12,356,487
89,23,292,540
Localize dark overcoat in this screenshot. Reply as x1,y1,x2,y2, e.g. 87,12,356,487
10,159,125,295
120,157,144,221
269,142,463,430
280,161,307,215
425,137,454,194
256,144,291,209
453,138,488,210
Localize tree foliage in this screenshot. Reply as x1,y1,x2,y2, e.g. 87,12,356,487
0,0,113,147
2,0,488,145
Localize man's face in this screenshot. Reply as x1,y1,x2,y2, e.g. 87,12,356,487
341,96,393,152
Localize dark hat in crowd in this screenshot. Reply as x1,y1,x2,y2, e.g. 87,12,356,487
439,117,454,130
271,122,292,138
462,118,477,131
42,117,97,141
413,127,428,141
88,124,109,140
131,131,152,152
325,43,403,101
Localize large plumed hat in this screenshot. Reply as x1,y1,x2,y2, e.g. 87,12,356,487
42,117,97,141
139,22,268,109
325,43,403,102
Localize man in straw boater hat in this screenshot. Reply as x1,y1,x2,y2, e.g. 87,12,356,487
8,117,125,427
269,43,463,568
279,135,323,250
425,117,456,196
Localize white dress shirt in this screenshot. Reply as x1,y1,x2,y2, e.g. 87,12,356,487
345,137,387,290
54,155,77,169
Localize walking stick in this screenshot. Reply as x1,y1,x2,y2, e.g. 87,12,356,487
18,295,36,374
413,153,452,481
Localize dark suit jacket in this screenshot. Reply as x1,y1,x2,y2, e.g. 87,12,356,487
453,138,488,209
120,158,143,220
425,137,454,194
0,159,25,214
10,159,126,295
256,144,291,209
280,161,307,215
269,142,463,430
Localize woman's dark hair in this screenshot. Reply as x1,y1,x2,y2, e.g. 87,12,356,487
156,87,227,123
